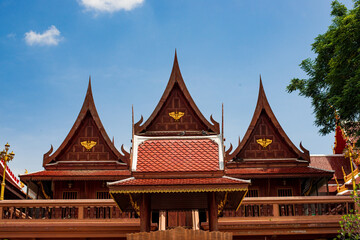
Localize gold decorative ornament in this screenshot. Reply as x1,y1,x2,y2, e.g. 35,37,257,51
128,193,140,216
256,138,272,148
217,192,228,216
81,141,97,151
169,111,184,121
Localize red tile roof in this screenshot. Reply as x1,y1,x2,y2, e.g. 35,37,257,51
108,176,249,194
225,166,333,178
110,177,248,186
310,155,351,180
135,139,220,172
20,170,131,181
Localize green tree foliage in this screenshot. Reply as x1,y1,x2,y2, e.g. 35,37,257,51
287,0,360,138
337,187,360,239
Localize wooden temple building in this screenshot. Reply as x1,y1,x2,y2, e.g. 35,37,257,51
0,52,358,239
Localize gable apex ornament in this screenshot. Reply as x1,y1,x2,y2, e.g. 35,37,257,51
256,138,272,148
169,111,184,121
81,141,97,151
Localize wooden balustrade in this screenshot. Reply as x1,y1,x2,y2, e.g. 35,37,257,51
0,196,354,220
0,199,137,220
222,196,354,217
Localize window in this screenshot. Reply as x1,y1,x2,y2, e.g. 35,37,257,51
63,191,78,199
277,188,293,197
247,189,259,197
96,191,110,199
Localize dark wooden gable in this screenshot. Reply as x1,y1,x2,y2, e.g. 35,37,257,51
43,78,129,168
134,51,219,136
226,78,310,162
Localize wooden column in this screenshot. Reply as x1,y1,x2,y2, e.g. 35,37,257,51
208,192,218,231
192,209,200,230
140,193,151,232
159,210,166,231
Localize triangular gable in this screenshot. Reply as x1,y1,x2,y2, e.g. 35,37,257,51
226,77,310,162
43,78,129,168
134,51,219,135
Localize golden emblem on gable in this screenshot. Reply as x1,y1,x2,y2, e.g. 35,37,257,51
256,138,272,148
169,111,184,121
81,141,97,151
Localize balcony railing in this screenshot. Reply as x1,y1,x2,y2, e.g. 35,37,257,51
223,196,355,217
0,199,136,220
0,196,355,220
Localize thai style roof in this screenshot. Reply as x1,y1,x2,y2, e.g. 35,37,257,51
20,169,131,181
225,166,334,179
131,135,224,174
134,51,219,136
108,176,249,194
42,78,129,169
109,176,249,214
310,154,351,181
226,78,310,162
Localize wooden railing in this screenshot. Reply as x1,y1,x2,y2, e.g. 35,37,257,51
0,196,355,220
223,196,355,217
0,199,137,220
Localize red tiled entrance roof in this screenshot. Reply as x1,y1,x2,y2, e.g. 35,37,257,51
108,176,249,193
110,177,248,186
135,138,220,173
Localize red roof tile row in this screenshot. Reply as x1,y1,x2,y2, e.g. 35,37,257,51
110,177,248,186
136,139,219,172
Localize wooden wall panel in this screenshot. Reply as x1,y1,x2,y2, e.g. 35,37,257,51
53,181,109,199
247,178,301,197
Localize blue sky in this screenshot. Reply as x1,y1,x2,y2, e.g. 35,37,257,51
0,0,354,177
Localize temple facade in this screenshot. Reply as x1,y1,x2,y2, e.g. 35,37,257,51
11,52,357,239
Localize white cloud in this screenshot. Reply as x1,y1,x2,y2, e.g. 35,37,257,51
24,25,62,46
79,0,144,13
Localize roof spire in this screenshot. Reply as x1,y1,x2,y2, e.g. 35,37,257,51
172,49,180,78
88,75,92,89
258,74,267,106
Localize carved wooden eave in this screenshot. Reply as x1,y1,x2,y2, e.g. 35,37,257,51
226,77,310,162
43,78,129,168
134,51,219,135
